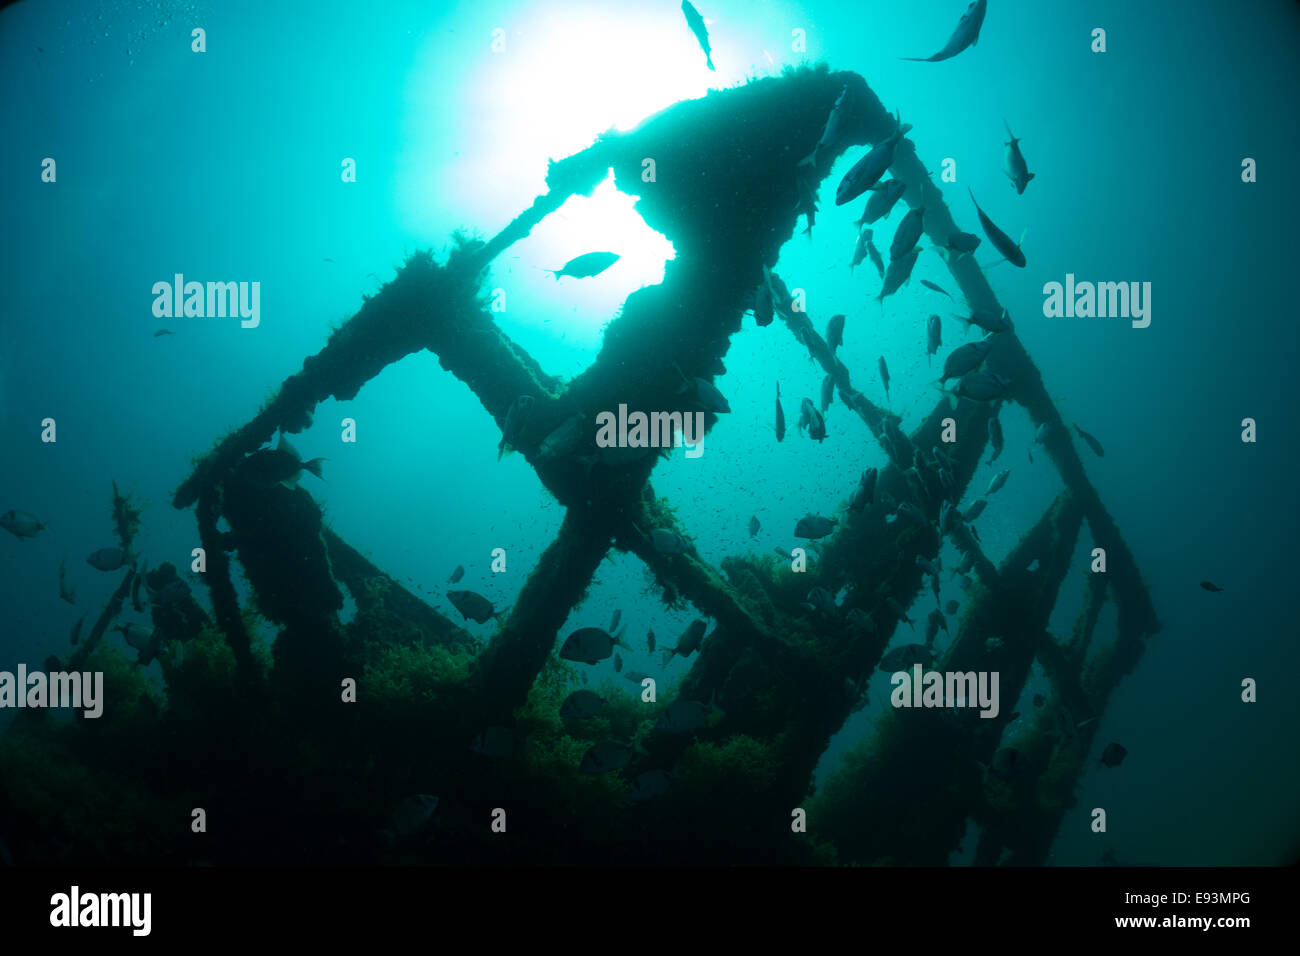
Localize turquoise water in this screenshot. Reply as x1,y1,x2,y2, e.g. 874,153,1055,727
1,0,1298,865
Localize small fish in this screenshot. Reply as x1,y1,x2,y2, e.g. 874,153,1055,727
1,510,46,540
878,356,891,401
58,558,76,605
902,0,988,62
860,179,907,225
1100,743,1128,768
876,248,920,302
446,590,502,623
87,547,133,572
951,370,1012,403
848,484,871,513
836,113,914,205
775,381,786,442
889,205,925,261
860,467,878,504
391,794,439,836
560,627,623,664
1200,581,1223,593
968,188,1026,268
865,231,886,279
945,231,982,256
131,563,147,612
964,499,988,522
925,609,946,646
680,1,715,71
675,367,731,414
153,328,174,337
242,433,326,489
1003,119,1035,194
944,600,960,615
628,769,672,801
498,395,535,460
987,414,1004,464
939,339,993,384
926,314,943,364
579,741,635,774
955,308,1012,334
561,689,607,719
469,727,515,758
646,629,656,653
749,515,760,538
448,565,465,584
794,514,837,539
798,398,827,442
795,167,818,237
1073,424,1105,457
614,652,623,673
826,314,845,353
850,227,870,272
820,374,835,413
753,275,774,326
649,528,692,554
920,279,952,299
663,619,707,664
70,616,84,646
547,251,619,280
803,84,851,168
985,470,1010,496
114,623,154,652
803,587,838,616
609,609,622,632
880,643,931,671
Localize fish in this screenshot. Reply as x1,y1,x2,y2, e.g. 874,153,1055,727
446,590,502,623
655,697,721,735
749,515,760,538
861,179,907,225
820,374,834,413
955,308,1012,334
802,84,851,167
798,398,827,442
153,328,174,337
848,484,871,513
114,623,155,655
628,769,672,801
985,470,1010,496
1028,422,1051,462
963,499,988,522
945,231,982,255
579,741,635,774
561,689,607,719
1003,119,1035,194
902,0,988,62
794,515,837,539
775,381,786,442
951,370,1012,403
498,395,535,460
880,643,932,671
803,587,838,616
835,114,914,205
242,433,326,489
987,414,1004,464
878,356,891,401
925,609,945,645
560,627,623,664
889,205,925,261
70,616,84,646
448,565,465,584
57,558,75,605
866,231,886,279
1073,424,1105,457
795,167,818,237
680,1,715,71
649,528,692,554
609,609,622,632
1200,581,1223,593
614,652,623,673
876,248,920,302
663,619,708,662
753,274,774,326
826,314,845,353
920,279,952,300
131,564,147,612
468,727,515,758
1,510,46,540
922,314,943,366
850,227,870,272
938,339,993,384
765,267,795,320
1100,743,1128,768
87,547,133,572
646,630,656,653
944,600,960,615
675,367,731,414
547,251,620,280
391,794,439,836
968,188,1026,268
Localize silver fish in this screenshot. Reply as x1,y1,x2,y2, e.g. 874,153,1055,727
987,414,1005,464
945,231,982,255
681,1,715,71
498,395,535,460
561,689,607,719
448,564,465,584
560,627,621,664
889,205,925,261
964,498,988,522
939,340,993,384
548,251,619,280
836,114,914,205
826,313,845,352
820,374,835,413
391,794,439,836
803,84,850,168
1003,119,1035,194
969,188,1026,268
866,230,886,279
850,227,870,272
952,370,1012,403
629,769,671,801
878,356,891,401
795,515,837,539
926,314,942,364
1074,424,1105,457
860,179,907,225
956,308,1012,334
446,589,501,623
986,470,1010,496
579,741,635,774
0,510,46,540
920,279,952,299
775,381,786,442
649,528,691,554
876,248,920,302
799,398,827,442
902,0,988,62
87,547,132,572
